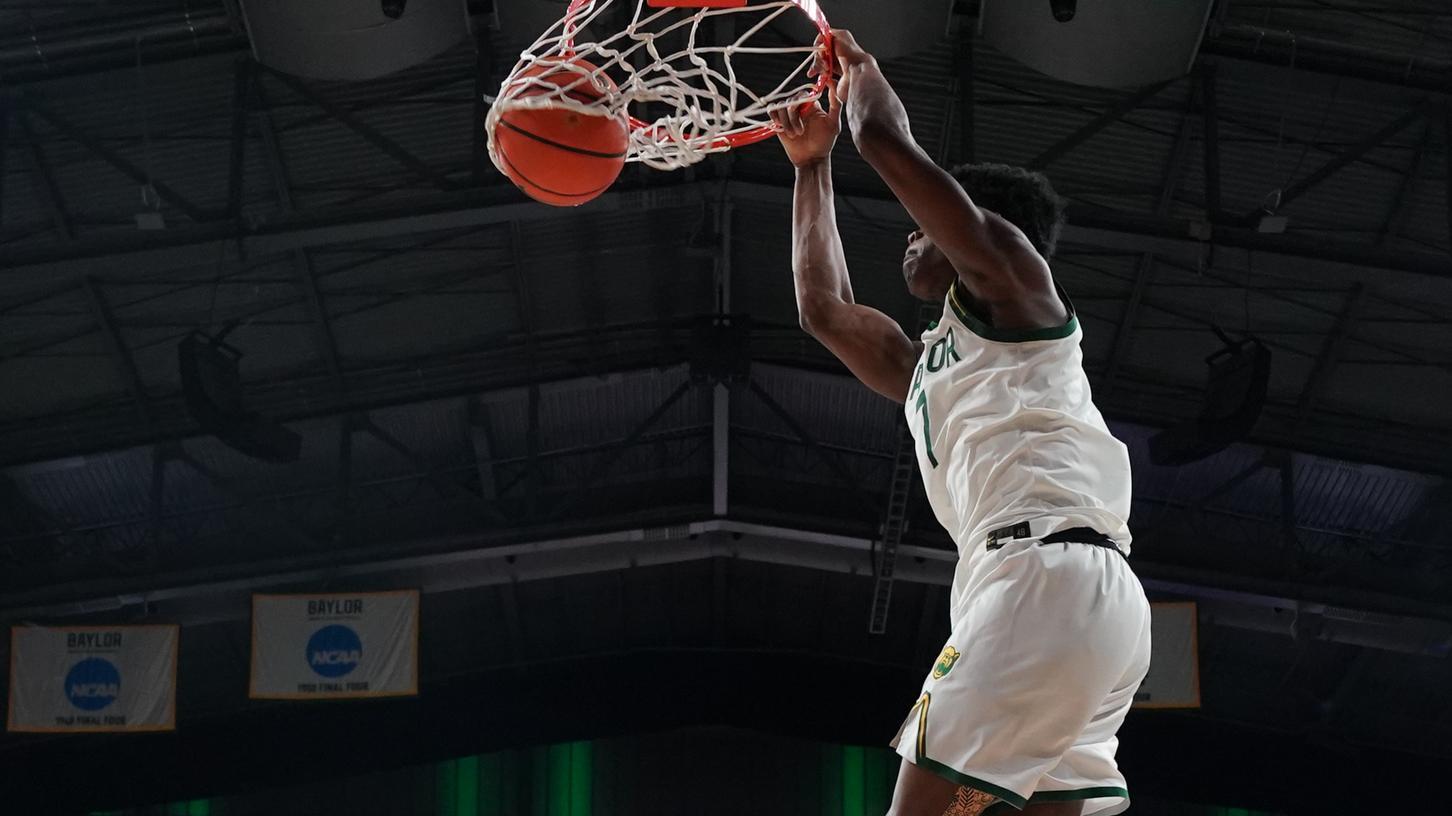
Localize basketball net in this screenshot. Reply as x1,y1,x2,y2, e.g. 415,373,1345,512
486,0,831,172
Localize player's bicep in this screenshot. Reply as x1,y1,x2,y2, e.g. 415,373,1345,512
854,127,1015,282
805,301,918,404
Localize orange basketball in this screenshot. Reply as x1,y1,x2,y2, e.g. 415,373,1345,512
494,58,628,207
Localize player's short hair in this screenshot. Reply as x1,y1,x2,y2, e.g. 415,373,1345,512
948,163,1067,260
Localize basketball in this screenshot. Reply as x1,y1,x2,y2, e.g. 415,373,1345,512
493,57,628,207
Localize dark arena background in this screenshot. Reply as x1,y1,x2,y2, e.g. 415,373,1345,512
1,1,1450,814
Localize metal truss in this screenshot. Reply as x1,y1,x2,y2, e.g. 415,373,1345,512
0,2,1448,612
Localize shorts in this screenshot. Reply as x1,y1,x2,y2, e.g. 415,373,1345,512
891,536,1152,815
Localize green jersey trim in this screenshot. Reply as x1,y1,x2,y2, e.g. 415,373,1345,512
947,280,1078,343
1029,786,1130,804
914,756,1029,810
905,690,1029,809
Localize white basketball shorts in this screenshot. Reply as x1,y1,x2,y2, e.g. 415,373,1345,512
891,537,1152,815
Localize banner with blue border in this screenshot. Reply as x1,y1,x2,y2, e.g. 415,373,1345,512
7,624,178,733
249,590,419,700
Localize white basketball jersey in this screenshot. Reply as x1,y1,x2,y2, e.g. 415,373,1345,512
906,281,1133,611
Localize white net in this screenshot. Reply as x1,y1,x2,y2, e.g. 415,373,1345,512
486,0,828,172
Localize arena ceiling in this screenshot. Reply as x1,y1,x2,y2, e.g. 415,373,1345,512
0,0,1450,810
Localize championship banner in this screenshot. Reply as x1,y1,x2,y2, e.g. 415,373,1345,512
7,625,178,733
250,590,419,700
1133,601,1201,709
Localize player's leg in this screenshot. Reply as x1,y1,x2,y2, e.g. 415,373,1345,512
888,759,1084,816
888,542,1148,816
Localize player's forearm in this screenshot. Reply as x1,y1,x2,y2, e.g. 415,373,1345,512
844,61,914,156
791,160,853,328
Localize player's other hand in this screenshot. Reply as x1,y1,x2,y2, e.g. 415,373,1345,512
827,28,875,103
830,28,874,68
770,81,842,169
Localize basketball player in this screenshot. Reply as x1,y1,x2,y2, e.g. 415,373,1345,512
769,30,1152,816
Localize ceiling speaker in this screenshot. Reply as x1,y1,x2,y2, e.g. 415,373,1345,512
1149,333,1271,467
179,333,301,463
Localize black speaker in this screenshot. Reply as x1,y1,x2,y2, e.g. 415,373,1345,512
1149,331,1271,466
179,333,302,463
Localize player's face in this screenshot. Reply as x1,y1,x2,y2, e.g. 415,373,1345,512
902,230,955,301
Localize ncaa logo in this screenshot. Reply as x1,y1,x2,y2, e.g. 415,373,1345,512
306,624,362,678
65,658,121,711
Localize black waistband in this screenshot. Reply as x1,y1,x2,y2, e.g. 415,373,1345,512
986,524,1126,558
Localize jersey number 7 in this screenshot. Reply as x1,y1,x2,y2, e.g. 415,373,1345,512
915,390,939,468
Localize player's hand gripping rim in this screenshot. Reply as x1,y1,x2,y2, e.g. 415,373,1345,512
770,47,843,168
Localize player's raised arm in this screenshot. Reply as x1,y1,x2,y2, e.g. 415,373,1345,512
832,30,1064,326
772,86,918,405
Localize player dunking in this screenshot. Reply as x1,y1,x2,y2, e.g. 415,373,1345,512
770,31,1152,816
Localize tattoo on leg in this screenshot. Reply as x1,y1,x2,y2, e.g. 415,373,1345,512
941,786,997,816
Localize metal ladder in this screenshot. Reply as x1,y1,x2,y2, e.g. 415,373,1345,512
869,301,940,634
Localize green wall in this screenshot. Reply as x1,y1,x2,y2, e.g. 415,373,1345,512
90,729,1276,816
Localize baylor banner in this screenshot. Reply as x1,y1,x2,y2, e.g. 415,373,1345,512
7,625,178,733
1133,601,1201,709
250,590,419,700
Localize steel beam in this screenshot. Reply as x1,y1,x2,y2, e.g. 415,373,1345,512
16,108,72,241
712,198,733,517
745,379,863,495
251,68,294,212
712,383,729,516
7,519,1452,651
1200,65,1223,222
259,65,459,193
358,415,506,524
146,445,171,551
1240,102,1428,225
83,277,152,425
1444,101,1452,254
1376,119,1432,244
22,96,212,222
525,381,542,518
0,14,236,87
0,227,497,364
254,71,347,387
5,176,1451,285
1103,253,1157,384
551,380,695,516
504,221,542,516
1029,79,1175,170
1196,459,1268,511
226,57,250,222
1201,25,1452,95
1278,453,1302,562
336,414,354,544
294,252,344,382
467,398,499,502
1296,284,1366,422
0,99,8,233
958,24,975,165
1105,85,1199,389
5,302,1451,480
